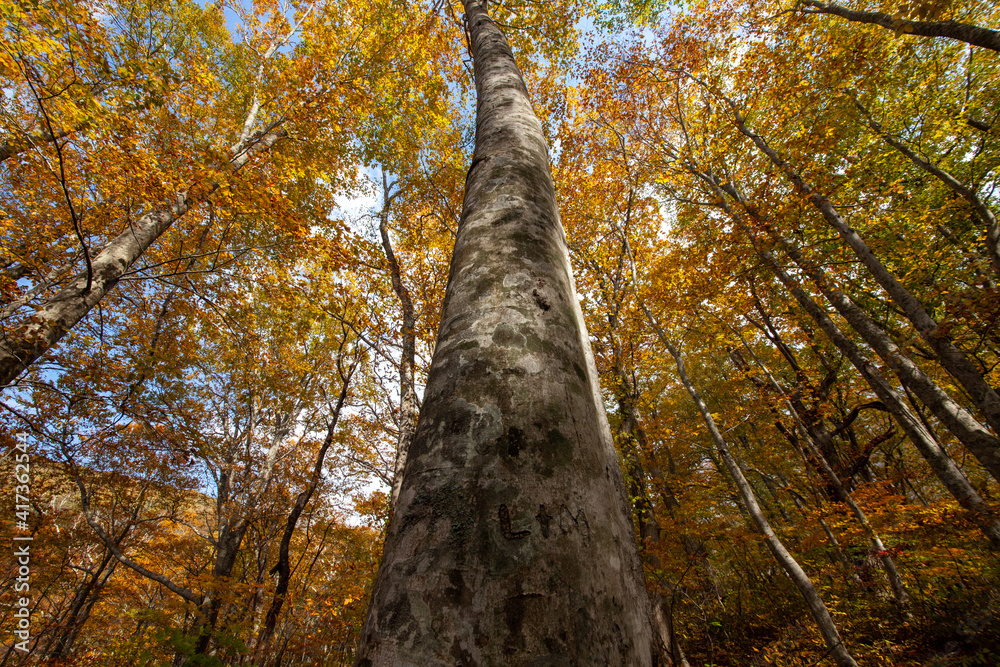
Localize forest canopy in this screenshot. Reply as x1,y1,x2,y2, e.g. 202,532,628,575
2,0,1000,664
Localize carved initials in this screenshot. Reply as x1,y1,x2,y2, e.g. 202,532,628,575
529,504,591,540
535,504,553,538
498,504,530,539
558,505,590,540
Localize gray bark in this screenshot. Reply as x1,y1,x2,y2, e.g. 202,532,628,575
800,0,1000,53
0,123,287,388
620,232,857,667
653,595,691,667
353,2,654,664
379,174,418,509
732,111,1000,449
703,177,1000,547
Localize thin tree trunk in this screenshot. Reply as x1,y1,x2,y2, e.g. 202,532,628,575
620,230,857,666
44,548,119,659
675,348,856,667
255,360,354,662
354,1,654,663
193,519,252,654
737,335,910,606
666,339,857,665
609,320,660,545
854,100,1000,277
653,595,692,667
378,173,418,508
800,0,1000,53
730,109,1000,443
710,171,1000,483
697,177,1000,547
0,123,287,388
777,229,1000,483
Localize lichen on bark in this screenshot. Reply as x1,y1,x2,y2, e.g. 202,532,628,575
353,1,654,664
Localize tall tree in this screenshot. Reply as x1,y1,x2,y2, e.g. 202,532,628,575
354,1,654,663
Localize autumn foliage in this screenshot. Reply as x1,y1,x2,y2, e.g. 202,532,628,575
2,0,1000,664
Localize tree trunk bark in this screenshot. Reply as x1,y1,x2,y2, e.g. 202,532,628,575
732,111,1000,443
353,2,654,664
378,174,419,509
700,178,1000,547
800,0,1000,53
0,123,286,389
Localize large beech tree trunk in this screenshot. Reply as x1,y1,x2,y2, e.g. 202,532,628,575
353,2,654,664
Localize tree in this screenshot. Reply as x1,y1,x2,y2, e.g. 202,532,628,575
797,0,1000,53
354,1,654,663
618,229,858,667
7,0,1000,664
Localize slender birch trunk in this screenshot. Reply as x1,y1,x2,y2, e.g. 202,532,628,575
354,2,653,664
